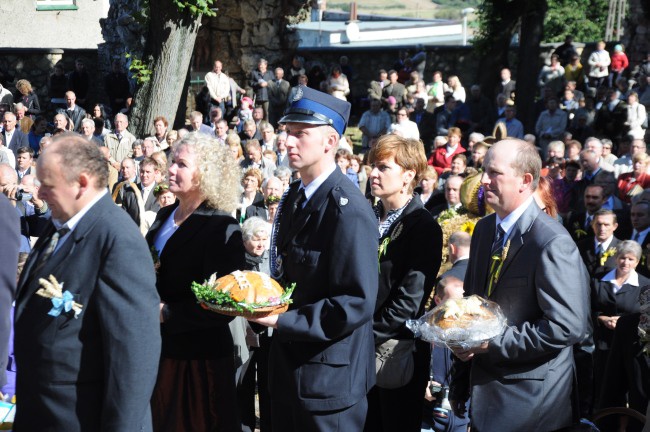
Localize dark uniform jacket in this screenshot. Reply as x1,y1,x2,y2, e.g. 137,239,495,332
270,168,379,412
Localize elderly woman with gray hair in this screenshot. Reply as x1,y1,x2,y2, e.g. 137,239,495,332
146,133,245,431
591,240,650,410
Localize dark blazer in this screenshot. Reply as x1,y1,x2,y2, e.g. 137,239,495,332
4,129,28,154
599,312,650,413
365,196,442,431
0,195,19,389
382,82,407,106
146,201,245,359
64,105,87,131
245,200,268,221
270,169,379,413
268,79,291,108
119,182,161,227
374,196,442,344
441,258,468,282
591,273,650,350
409,109,436,152
451,202,590,431
250,70,275,102
14,193,161,432
577,236,620,278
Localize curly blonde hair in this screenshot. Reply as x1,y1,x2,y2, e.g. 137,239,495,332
174,133,241,213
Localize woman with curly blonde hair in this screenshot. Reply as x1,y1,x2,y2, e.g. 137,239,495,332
15,79,41,118
146,133,245,432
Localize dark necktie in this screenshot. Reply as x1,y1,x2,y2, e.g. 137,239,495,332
490,224,506,257
595,243,603,255
487,224,506,297
584,215,592,229
634,232,641,242
34,227,70,271
291,188,307,223
116,133,122,142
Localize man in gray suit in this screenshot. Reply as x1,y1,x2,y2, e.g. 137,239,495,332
450,139,589,431
14,134,161,431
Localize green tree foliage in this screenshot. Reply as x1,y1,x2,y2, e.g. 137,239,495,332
543,0,608,42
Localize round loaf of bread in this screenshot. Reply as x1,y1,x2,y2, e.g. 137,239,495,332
428,295,496,330
213,270,284,305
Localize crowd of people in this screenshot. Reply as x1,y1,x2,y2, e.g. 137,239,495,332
0,37,649,432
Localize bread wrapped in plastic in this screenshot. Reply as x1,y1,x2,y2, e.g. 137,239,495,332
407,295,507,349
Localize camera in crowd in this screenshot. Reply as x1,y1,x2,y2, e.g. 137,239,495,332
429,383,452,416
14,187,32,202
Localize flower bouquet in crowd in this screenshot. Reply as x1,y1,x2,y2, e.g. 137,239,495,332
192,270,295,318
408,295,506,350
0,393,15,431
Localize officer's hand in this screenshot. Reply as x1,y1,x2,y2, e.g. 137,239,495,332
248,314,279,329
424,380,442,401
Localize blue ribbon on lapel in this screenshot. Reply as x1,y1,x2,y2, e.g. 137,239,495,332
48,290,74,317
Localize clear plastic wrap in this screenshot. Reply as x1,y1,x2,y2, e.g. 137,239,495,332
407,295,507,350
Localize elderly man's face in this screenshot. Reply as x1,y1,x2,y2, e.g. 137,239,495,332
247,146,262,163
276,135,287,151
53,115,67,129
213,61,222,73
264,178,283,198
243,124,256,138
81,123,94,136
142,140,155,157
3,114,16,132
114,116,128,132
579,153,599,172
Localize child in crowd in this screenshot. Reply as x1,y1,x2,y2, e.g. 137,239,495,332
335,148,358,187
237,96,253,132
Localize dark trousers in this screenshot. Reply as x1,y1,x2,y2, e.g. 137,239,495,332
272,396,367,432
364,340,431,432
238,332,272,432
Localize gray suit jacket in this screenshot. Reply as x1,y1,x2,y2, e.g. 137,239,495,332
452,201,589,431
14,193,161,432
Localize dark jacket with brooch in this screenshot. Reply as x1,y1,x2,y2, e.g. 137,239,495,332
146,201,246,359
374,196,443,344
577,236,620,278
591,272,650,350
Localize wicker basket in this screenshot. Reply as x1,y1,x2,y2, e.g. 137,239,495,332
199,302,289,318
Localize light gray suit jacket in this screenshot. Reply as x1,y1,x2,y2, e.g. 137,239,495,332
452,201,589,431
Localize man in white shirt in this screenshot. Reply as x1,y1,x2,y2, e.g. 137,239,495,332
585,137,615,172
614,138,646,176
496,105,524,139
205,60,231,114
214,119,229,145
535,98,567,155
389,107,420,140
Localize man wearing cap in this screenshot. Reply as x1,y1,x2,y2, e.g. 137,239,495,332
248,86,378,431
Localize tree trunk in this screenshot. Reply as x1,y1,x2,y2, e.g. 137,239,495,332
516,0,548,134
129,3,202,138
476,1,523,102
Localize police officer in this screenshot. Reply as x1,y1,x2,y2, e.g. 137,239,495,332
249,86,379,431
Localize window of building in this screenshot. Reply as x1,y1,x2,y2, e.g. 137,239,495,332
36,0,78,11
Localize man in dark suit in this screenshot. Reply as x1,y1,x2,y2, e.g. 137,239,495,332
382,70,407,108
245,176,283,221
410,97,436,156
450,139,589,431
2,112,28,155
62,91,87,131
249,87,378,432
0,194,19,395
566,183,609,242
267,67,291,128
441,231,470,282
577,209,620,278
630,200,650,278
14,135,161,431
430,175,463,219
120,157,161,229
